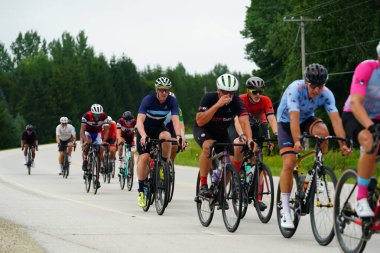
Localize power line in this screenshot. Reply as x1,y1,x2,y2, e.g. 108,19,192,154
329,71,354,76
288,0,341,17
322,0,371,17
307,38,380,55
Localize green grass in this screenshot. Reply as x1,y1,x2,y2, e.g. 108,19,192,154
175,139,380,179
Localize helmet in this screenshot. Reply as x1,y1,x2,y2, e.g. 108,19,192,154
169,92,176,98
304,63,328,86
155,77,172,88
246,76,265,89
107,116,112,122
376,41,380,57
60,117,68,123
91,104,103,114
216,74,239,91
122,111,134,120
26,124,33,131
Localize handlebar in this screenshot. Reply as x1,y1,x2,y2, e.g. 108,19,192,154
299,133,352,148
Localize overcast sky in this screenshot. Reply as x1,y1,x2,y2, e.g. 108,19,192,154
0,0,256,74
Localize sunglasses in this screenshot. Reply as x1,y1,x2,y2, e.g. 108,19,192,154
219,90,235,95
309,83,324,90
248,88,263,95
93,113,101,119
157,88,170,93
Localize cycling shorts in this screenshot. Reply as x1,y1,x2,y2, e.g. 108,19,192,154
58,139,73,152
85,131,102,145
193,125,232,154
136,125,170,154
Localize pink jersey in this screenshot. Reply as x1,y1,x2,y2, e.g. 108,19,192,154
343,60,380,119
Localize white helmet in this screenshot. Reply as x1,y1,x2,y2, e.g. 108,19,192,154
216,74,239,91
246,76,265,89
60,116,69,123
107,116,112,121
91,104,103,114
377,41,380,57
155,77,172,88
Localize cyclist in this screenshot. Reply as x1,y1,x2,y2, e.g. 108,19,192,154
193,73,255,198
80,104,110,189
21,124,38,166
136,76,182,207
164,92,186,161
56,117,76,175
277,63,351,229
342,42,380,217
117,111,136,169
231,76,278,169
101,116,117,173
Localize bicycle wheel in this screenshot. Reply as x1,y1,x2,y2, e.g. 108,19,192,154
127,155,134,191
143,172,153,212
63,152,69,178
240,167,249,219
334,169,366,253
85,160,92,193
276,174,300,238
27,149,32,175
93,156,100,195
111,160,115,178
254,163,274,223
168,160,175,202
154,160,170,215
309,166,337,246
195,171,214,227
107,160,112,184
222,164,242,233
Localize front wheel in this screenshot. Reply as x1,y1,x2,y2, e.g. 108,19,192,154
154,160,170,215
195,171,214,227
168,160,175,202
127,155,134,191
222,164,242,233
254,163,274,223
310,166,337,246
334,169,366,253
276,174,300,238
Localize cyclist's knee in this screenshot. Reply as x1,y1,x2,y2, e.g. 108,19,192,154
159,131,171,139
311,122,329,137
358,130,374,151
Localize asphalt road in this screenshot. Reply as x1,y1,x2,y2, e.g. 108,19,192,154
0,144,378,253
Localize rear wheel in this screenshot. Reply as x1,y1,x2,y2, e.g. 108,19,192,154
154,160,170,215
168,160,175,202
195,171,214,227
27,150,32,175
85,159,92,193
127,154,134,191
310,166,337,246
276,174,300,238
93,156,100,195
334,169,366,253
255,163,274,223
222,164,242,232
143,166,154,212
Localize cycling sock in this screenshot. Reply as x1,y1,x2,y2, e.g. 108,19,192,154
138,180,145,192
232,160,242,174
357,176,370,200
200,176,207,187
24,156,27,162
281,193,291,214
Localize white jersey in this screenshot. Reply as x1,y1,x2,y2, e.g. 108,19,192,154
56,124,76,141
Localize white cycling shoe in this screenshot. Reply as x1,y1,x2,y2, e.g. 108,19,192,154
355,198,374,217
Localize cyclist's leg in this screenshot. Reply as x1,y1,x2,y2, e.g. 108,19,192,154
305,117,329,153
58,140,66,174
159,130,172,161
23,144,29,163
278,122,297,229
117,138,125,168
82,132,93,171
228,124,243,172
136,131,150,207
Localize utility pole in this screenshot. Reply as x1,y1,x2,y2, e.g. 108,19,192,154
283,16,321,77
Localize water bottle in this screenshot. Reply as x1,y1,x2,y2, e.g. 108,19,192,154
212,160,222,183
303,170,313,192
245,163,253,183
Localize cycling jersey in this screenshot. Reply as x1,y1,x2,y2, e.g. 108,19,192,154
343,60,380,119
81,111,109,133
277,80,338,123
21,130,38,145
117,118,136,136
165,107,183,136
101,121,117,140
138,93,179,128
239,94,274,126
56,124,76,141
194,92,248,135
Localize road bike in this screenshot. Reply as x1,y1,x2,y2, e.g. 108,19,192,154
194,142,243,233
84,143,103,194
240,137,276,223
276,134,349,245
334,124,380,253
61,142,76,179
24,145,35,175
119,142,134,191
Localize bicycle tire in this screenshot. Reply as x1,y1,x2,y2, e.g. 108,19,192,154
222,164,242,232
85,159,92,193
168,160,175,202
127,154,134,191
310,166,337,246
254,163,274,223
195,171,214,227
276,174,300,238
27,149,32,175
154,160,170,215
107,160,112,184
334,168,367,253
63,152,69,178
111,160,115,178
143,165,154,212
93,155,100,195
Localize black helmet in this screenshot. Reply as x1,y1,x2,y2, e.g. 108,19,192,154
304,63,328,86
26,124,33,130
122,111,134,120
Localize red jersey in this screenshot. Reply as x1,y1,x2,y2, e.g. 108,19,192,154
81,111,109,133
239,94,274,125
101,121,117,140
117,118,136,137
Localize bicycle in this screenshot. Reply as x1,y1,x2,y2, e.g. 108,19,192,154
334,124,380,253
83,143,103,194
194,142,243,233
240,137,276,223
102,144,112,184
61,142,76,179
23,145,35,175
119,142,134,191
276,134,350,245
142,138,177,215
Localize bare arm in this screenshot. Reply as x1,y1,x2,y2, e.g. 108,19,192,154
196,94,232,126
238,115,253,141
136,113,147,137
80,124,87,144
234,116,243,135
350,94,374,129
267,114,278,135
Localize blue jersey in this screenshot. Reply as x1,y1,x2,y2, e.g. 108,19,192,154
138,93,179,128
277,80,338,123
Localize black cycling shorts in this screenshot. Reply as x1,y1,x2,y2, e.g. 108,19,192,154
136,125,170,154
